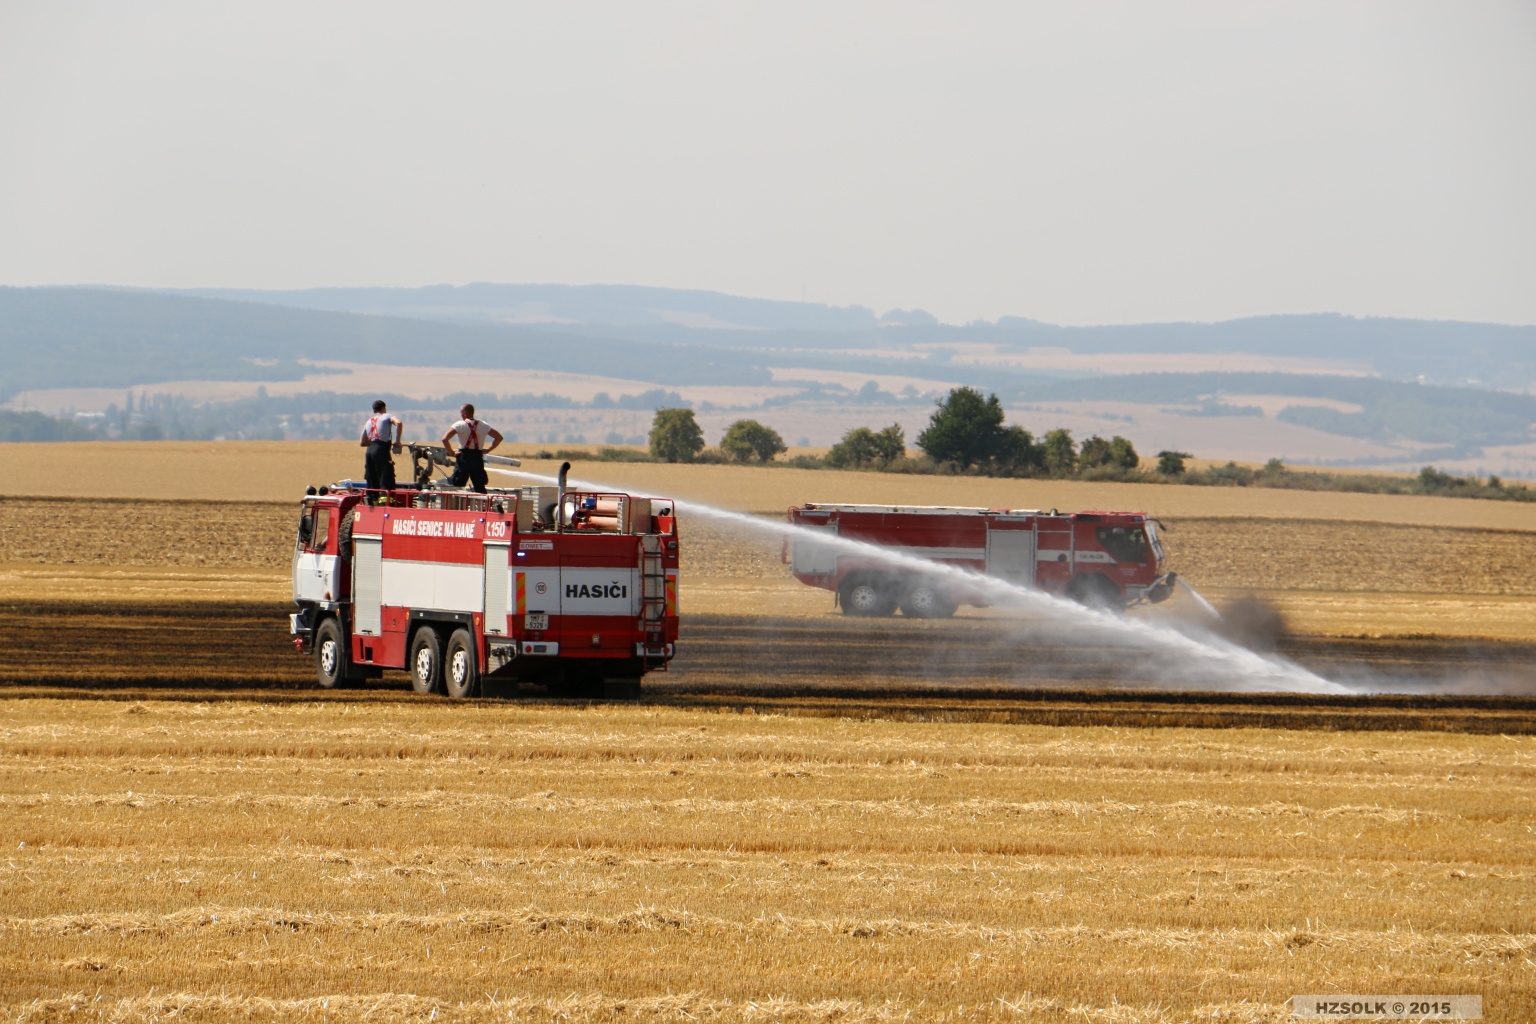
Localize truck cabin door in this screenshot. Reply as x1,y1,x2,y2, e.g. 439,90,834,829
294,506,336,604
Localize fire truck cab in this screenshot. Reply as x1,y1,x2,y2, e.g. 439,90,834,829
786,503,1173,617
291,476,679,697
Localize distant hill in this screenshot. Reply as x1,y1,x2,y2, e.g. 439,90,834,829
5,285,1536,456
170,282,881,332
160,283,1536,388
983,314,1536,389
0,287,776,399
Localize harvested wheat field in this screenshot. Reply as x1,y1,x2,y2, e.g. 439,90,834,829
4,442,1536,529
1,695,1533,1023
2,447,1535,1022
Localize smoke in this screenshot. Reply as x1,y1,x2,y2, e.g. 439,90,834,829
491,466,1349,694
1211,594,1288,654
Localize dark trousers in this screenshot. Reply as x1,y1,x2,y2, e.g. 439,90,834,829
450,448,488,493
364,441,396,492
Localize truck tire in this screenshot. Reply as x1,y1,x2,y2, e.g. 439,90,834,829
901,583,958,619
338,508,357,559
314,617,347,689
409,627,444,695
444,628,480,699
840,574,897,617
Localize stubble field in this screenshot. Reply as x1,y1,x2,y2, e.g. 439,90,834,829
3,697,1533,1023
3,442,1536,1020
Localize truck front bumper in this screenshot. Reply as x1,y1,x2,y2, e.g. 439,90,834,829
1142,572,1177,604
289,609,316,651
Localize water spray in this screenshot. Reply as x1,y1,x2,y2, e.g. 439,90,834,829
1176,577,1221,618
488,466,1346,695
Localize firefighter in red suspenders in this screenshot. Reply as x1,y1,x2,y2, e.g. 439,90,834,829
441,402,505,493
359,400,404,496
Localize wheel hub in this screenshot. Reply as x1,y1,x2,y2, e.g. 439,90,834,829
849,585,879,610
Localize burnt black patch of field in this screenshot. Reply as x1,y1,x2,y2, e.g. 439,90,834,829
669,613,1536,693
4,603,1535,732
0,601,313,690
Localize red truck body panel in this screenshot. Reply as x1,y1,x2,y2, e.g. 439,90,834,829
786,503,1168,615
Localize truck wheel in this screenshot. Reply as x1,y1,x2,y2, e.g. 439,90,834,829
901,583,958,619
409,628,444,695
444,628,480,699
338,509,357,559
840,575,896,617
314,618,347,689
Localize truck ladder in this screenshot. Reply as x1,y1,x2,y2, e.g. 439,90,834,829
640,534,669,671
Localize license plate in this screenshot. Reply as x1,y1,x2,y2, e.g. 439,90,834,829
524,612,548,630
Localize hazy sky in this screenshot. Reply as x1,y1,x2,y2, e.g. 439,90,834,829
2,2,1533,326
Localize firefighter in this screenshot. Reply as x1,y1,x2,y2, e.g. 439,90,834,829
441,402,504,493
360,400,404,496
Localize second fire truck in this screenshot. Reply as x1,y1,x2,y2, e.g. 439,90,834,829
786,503,1175,617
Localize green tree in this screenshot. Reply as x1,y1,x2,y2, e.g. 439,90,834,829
871,423,906,464
648,408,705,463
1077,435,1112,471
719,419,786,463
991,425,1042,476
1107,435,1139,471
1156,450,1192,475
917,387,1029,472
825,423,906,469
825,427,879,468
1041,429,1077,476
1077,434,1137,472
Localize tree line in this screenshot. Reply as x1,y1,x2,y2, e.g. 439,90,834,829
642,386,1166,480
619,387,1533,502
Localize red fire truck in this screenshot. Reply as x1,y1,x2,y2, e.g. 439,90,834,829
786,503,1174,617
291,462,679,696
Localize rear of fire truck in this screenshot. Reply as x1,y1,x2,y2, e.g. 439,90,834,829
785,503,1174,617
290,473,679,697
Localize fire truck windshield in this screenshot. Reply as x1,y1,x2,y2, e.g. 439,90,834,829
1095,525,1150,564
308,508,331,551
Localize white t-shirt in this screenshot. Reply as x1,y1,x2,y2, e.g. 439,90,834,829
447,418,487,450
360,415,398,444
